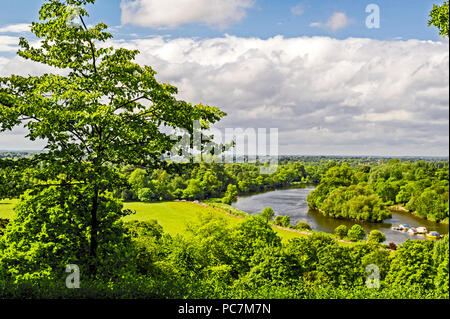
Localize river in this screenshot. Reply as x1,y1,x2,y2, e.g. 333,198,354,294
232,187,449,245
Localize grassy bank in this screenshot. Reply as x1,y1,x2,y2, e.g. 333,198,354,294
0,199,306,242
123,201,307,241
0,199,381,245
0,199,17,220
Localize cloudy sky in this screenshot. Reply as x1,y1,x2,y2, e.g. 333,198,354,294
0,0,448,156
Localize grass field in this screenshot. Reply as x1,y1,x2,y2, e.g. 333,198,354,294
123,201,305,241
0,199,305,241
0,199,17,220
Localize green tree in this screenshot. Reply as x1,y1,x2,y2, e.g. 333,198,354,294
386,240,435,290
334,225,348,239
316,244,359,287
281,215,291,227
260,207,275,222
367,230,386,244
232,216,281,273
429,1,449,38
274,215,283,226
0,0,224,278
361,249,391,281
242,246,303,284
296,221,311,230
183,179,205,200
0,186,135,281
138,187,157,202
433,234,449,293
222,184,238,205
347,224,365,242
307,164,356,210
128,169,148,199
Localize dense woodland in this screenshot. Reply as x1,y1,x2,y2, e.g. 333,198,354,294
0,0,448,299
0,155,448,298
308,159,449,223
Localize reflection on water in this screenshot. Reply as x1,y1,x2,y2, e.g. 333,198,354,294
232,187,449,245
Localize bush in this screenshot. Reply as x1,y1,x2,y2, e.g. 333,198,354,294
347,224,365,242
260,207,275,222
138,188,156,202
0,218,9,235
274,216,283,226
0,186,135,281
296,221,311,230
334,225,348,239
367,230,386,244
222,184,238,205
281,216,291,227
274,215,291,227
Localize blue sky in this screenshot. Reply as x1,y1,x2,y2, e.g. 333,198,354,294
0,0,445,41
0,1,448,156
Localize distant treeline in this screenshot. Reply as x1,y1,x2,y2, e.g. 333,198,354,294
1,155,448,224
308,159,449,223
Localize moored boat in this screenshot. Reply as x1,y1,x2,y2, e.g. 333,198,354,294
416,226,427,234
426,231,441,240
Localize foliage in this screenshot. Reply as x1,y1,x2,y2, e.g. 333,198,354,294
295,221,311,230
222,184,238,205
367,230,386,244
260,207,275,222
334,225,348,239
0,0,225,279
429,1,449,38
308,160,448,223
386,240,436,290
0,218,8,236
0,185,135,281
347,224,366,242
433,234,449,293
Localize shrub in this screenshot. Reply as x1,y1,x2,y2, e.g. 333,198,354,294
281,216,291,227
0,218,9,235
347,224,365,242
296,221,311,230
260,207,275,222
274,216,283,226
367,230,386,244
334,225,348,239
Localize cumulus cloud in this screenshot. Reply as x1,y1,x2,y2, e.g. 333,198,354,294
0,35,20,52
310,12,353,32
120,0,255,29
0,23,31,33
0,35,448,156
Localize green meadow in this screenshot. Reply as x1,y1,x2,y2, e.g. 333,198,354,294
0,199,17,220
0,199,304,242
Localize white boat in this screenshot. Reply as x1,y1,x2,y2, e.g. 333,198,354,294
416,227,427,234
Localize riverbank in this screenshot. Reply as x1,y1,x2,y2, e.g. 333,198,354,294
388,205,449,225
232,188,448,245
201,201,363,247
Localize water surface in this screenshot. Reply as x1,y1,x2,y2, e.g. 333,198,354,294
232,187,449,244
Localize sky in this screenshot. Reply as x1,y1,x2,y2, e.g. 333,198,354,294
0,0,448,156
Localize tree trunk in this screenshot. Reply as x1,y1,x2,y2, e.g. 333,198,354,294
89,186,99,277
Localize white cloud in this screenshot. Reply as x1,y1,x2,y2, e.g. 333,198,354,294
0,23,31,33
310,12,353,32
291,3,305,16
0,36,19,52
120,0,255,29
0,35,448,156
